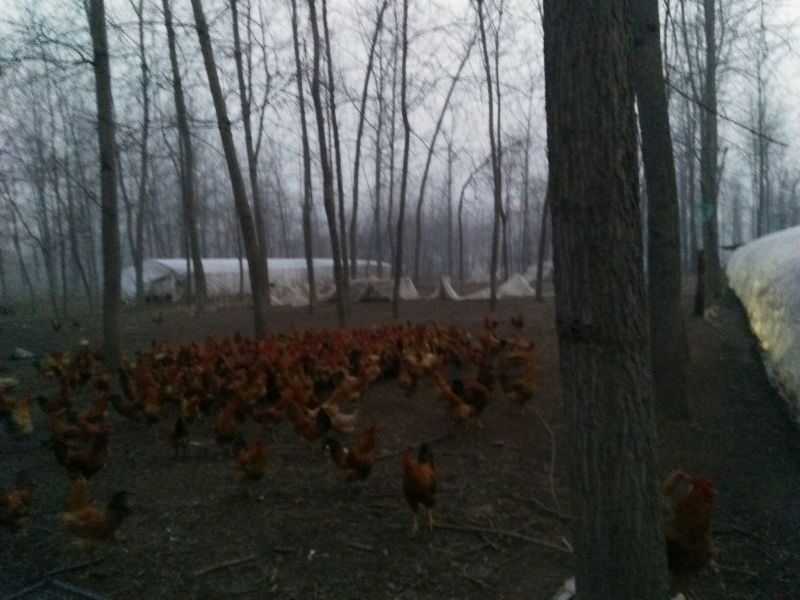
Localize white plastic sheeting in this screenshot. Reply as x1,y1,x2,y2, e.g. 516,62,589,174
464,273,537,300
726,225,800,418
427,275,463,300
121,258,388,302
321,277,420,302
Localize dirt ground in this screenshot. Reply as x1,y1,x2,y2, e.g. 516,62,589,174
1,291,799,599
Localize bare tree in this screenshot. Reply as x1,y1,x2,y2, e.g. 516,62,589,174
412,31,474,282
290,0,317,311
476,0,502,311
86,0,121,368
162,0,207,311
191,0,269,335
632,0,690,419
308,0,346,325
350,0,388,278
543,0,669,595
392,0,410,319
322,0,350,297
231,0,271,304
373,48,386,276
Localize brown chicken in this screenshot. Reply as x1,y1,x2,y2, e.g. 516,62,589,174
432,371,475,424
0,394,33,438
661,469,715,595
61,490,131,548
449,378,491,427
494,340,536,407
403,443,438,536
0,471,33,532
323,422,378,482
233,435,269,483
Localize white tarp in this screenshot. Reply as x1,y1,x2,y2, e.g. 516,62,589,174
323,277,420,302
427,275,462,300
726,226,800,419
464,273,537,300
121,258,389,302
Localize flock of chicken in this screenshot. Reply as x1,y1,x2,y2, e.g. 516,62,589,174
0,317,533,542
0,314,715,595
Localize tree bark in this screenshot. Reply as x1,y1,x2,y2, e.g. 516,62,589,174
632,0,690,420
392,0,410,319
543,0,670,595
191,0,268,335
308,0,346,325
163,0,207,311
290,0,317,311
700,0,722,300
87,0,121,369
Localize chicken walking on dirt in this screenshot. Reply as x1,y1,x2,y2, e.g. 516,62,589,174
61,490,131,549
661,469,716,595
403,443,438,536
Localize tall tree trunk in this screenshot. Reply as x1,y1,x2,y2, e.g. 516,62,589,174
373,53,386,277
308,0,346,325
412,35,473,282
386,12,399,270
446,136,454,276
534,191,549,301
351,0,388,278
392,0,410,319
87,0,121,369
632,0,689,420
290,0,317,311
543,0,669,595
476,0,502,311
322,0,350,296
191,0,268,335
163,0,207,311
230,0,271,305
700,0,722,300
9,208,37,312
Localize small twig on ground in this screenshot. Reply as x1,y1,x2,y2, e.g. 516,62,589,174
718,564,759,581
460,572,493,591
193,553,257,577
436,522,573,554
44,558,102,578
533,405,562,515
347,541,374,552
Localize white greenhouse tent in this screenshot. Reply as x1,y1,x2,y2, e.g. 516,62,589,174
121,258,388,303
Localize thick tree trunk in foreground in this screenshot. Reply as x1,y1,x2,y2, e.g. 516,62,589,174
191,0,268,336
543,0,669,596
632,0,690,420
87,0,121,369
